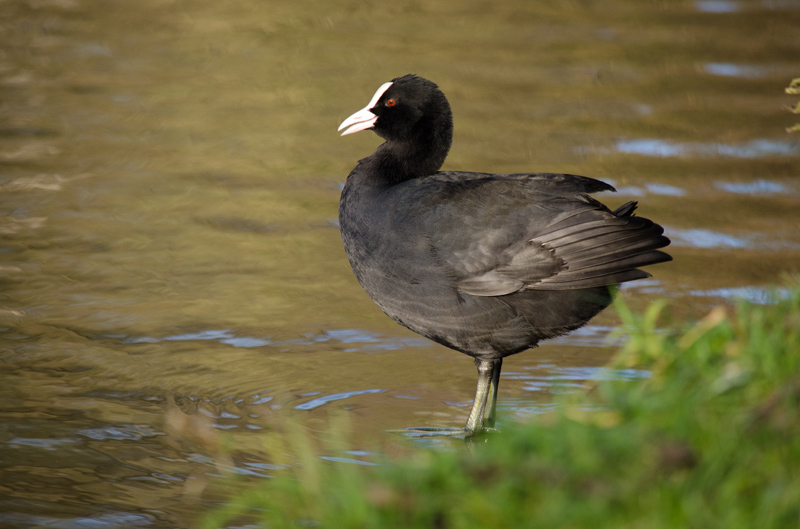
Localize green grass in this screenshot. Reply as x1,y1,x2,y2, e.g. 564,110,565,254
203,286,800,529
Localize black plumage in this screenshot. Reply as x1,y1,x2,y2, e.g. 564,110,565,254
338,74,671,436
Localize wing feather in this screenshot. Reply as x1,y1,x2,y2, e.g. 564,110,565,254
412,172,671,296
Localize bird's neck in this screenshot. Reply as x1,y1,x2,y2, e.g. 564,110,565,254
365,116,453,187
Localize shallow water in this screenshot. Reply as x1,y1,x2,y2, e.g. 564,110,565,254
1,0,799,526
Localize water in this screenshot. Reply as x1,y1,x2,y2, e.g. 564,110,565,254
2,0,799,527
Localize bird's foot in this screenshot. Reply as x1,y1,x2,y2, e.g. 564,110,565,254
393,426,499,438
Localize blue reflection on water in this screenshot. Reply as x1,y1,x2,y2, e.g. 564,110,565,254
616,138,798,158
507,366,649,382
319,456,379,466
614,185,646,197
690,287,791,304
503,366,650,394
291,328,432,351
122,327,432,352
77,425,160,441
695,0,739,12
617,139,686,157
609,183,686,197
645,183,686,196
667,227,800,251
714,179,789,195
668,228,751,249
8,438,76,449
547,324,617,347
125,329,271,348
0,513,154,528
295,388,385,410
704,63,771,78
693,0,800,12
615,177,791,203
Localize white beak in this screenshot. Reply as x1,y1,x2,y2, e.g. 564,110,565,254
337,81,393,136
338,107,378,136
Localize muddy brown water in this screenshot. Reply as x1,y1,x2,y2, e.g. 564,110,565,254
1,0,799,526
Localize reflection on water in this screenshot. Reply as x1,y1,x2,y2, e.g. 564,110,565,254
495,364,657,424
690,286,791,304
0,513,156,529
319,455,379,466
714,179,789,195
124,328,273,348
669,227,751,249
123,327,433,352
615,178,791,199
2,0,800,525
285,328,433,351
618,183,687,197
504,366,651,393
546,324,619,348
77,425,161,441
615,138,799,158
696,0,800,12
668,227,800,250
703,62,775,78
644,183,686,197
295,388,386,410
695,0,740,12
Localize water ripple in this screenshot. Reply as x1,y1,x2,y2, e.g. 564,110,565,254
319,455,379,466
506,366,650,384
704,62,773,78
295,388,385,410
668,227,800,250
77,425,160,441
547,324,617,347
714,179,789,195
695,0,739,12
0,513,154,529
121,327,433,352
668,228,751,249
124,329,271,348
615,138,798,158
696,0,800,12
690,286,791,304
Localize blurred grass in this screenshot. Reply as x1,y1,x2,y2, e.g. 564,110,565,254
786,77,800,133
202,284,800,529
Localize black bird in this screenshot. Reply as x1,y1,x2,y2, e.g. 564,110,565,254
338,74,671,436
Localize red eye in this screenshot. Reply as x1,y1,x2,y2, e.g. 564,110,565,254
386,98,397,107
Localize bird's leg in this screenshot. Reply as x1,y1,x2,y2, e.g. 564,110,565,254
400,357,502,438
483,358,503,429
464,358,502,434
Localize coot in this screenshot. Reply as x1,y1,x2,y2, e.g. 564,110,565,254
338,74,671,436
